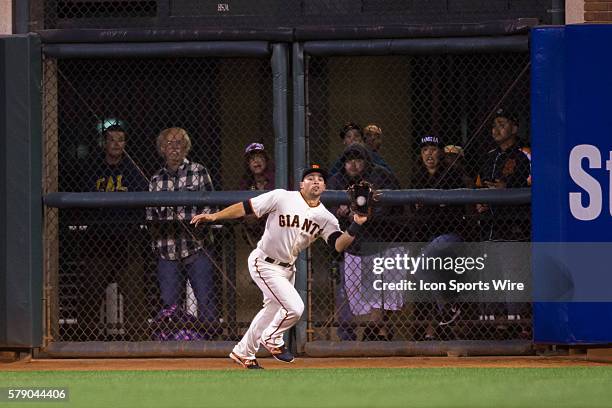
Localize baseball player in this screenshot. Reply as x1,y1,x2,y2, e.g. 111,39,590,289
191,165,367,369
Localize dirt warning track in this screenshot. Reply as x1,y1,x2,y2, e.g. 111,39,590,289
0,356,608,371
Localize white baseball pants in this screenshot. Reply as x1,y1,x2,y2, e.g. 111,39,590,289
232,249,304,360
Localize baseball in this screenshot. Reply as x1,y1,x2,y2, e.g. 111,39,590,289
356,196,366,206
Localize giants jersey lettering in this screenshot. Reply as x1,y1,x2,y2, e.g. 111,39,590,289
249,189,341,264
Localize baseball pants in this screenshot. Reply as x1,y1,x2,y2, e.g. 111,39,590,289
232,249,304,360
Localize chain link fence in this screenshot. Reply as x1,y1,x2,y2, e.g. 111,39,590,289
43,55,275,342
41,46,532,349
306,52,532,342
33,0,552,30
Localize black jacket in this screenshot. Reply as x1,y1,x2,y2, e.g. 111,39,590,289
409,163,467,241
478,142,530,188
478,141,531,241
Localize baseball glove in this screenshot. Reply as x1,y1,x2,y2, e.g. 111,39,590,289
347,180,378,217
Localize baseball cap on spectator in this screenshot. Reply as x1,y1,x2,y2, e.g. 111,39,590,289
419,135,443,148
97,118,126,135
302,164,328,182
96,118,127,148
244,142,270,159
244,142,265,156
493,108,518,125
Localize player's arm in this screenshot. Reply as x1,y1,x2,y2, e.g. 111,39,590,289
190,202,246,227
192,189,280,227
329,213,368,253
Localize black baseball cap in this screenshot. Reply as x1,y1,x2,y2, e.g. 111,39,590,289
493,108,518,125
419,135,443,148
301,164,328,182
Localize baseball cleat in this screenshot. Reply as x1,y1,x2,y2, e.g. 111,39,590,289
229,352,264,369
260,343,295,363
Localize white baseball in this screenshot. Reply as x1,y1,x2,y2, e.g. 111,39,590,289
356,196,366,206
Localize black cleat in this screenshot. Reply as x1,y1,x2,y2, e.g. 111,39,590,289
260,343,295,363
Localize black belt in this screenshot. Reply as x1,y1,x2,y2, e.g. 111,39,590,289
264,256,293,268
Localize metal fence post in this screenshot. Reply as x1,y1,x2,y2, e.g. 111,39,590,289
272,43,289,190
292,42,309,352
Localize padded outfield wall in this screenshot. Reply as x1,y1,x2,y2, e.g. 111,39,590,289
531,24,612,344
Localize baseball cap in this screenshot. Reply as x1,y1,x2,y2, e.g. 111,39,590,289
97,118,126,134
493,108,518,124
301,164,328,182
244,142,265,156
419,135,443,148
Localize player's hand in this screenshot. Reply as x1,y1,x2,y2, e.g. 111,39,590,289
190,213,217,227
484,179,506,189
353,213,368,225
476,203,489,213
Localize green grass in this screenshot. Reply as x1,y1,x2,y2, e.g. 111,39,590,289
1,367,611,408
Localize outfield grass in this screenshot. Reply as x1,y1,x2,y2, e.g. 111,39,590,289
1,367,611,408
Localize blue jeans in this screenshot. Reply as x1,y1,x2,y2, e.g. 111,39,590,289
157,250,217,323
418,233,463,316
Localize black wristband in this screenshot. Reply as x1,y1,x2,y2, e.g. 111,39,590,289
346,221,362,237
242,200,254,215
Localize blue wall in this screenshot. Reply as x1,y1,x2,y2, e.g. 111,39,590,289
532,25,612,344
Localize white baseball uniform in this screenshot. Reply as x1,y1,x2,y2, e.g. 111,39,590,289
232,189,341,360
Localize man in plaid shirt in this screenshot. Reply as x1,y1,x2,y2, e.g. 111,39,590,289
147,127,218,328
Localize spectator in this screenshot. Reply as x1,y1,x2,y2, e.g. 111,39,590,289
328,143,402,341
146,127,218,335
476,108,531,241
239,142,275,248
80,121,149,339
410,135,467,241
329,122,363,176
409,135,469,337
89,123,148,194
476,108,531,322
363,124,392,173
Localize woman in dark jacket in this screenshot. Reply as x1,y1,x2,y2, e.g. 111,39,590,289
239,143,275,248
409,136,467,242
409,135,469,335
